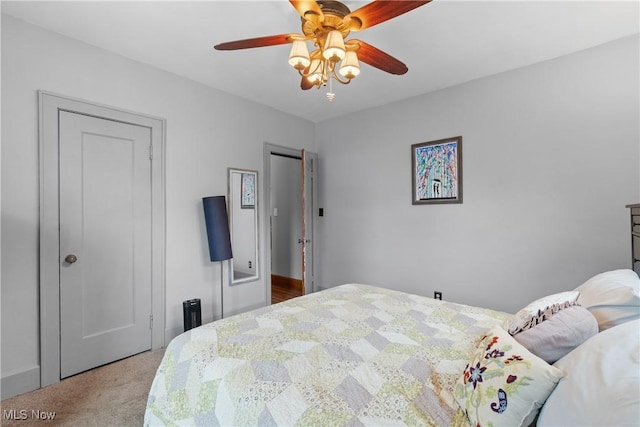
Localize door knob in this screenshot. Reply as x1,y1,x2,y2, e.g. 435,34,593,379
64,254,78,264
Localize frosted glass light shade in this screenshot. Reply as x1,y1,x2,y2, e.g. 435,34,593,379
322,30,345,62
308,58,323,84
339,51,360,79
288,40,310,70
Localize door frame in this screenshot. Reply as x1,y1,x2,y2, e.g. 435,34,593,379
38,91,166,387
302,150,319,296
263,143,319,305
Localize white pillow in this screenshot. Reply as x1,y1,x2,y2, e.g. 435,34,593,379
506,291,580,335
538,319,640,426
574,269,640,331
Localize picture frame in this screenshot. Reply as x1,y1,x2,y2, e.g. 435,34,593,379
240,172,256,209
411,136,462,205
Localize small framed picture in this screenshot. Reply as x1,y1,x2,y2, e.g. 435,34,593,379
411,136,462,205
241,173,255,209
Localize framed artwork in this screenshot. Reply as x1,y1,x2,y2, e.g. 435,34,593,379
411,136,462,205
241,172,256,209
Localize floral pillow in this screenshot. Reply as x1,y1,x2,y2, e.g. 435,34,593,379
454,326,564,427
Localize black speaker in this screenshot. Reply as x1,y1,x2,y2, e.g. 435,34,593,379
183,298,202,332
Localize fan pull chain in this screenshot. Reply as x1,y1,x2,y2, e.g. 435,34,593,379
326,77,336,101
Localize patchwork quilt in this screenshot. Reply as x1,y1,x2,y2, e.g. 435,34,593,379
144,284,509,426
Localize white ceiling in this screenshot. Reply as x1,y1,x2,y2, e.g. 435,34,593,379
2,1,638,122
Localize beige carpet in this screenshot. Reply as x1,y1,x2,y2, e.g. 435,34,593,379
1,348,165,427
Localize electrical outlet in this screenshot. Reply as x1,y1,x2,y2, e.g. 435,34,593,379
248,261,252,269
434,291,442,300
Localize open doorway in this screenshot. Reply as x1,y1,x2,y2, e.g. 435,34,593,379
270,154,303,303
264,143,318,305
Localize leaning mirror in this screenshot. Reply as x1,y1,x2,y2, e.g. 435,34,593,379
228,168,259,284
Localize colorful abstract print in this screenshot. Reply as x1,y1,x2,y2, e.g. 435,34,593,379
415,142,458,200
241,173,255,208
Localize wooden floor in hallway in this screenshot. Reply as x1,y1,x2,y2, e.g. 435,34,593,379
271,274,303,304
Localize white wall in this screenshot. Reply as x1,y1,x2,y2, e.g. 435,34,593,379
1,15,315,395
317,35,640,313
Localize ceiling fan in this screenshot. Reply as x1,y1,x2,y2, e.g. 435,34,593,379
214,0,431,99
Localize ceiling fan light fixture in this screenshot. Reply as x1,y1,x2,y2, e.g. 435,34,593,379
288,40,311,70
307,58,323,84
214,0,431,97
339,50,360,79
322,30,345,62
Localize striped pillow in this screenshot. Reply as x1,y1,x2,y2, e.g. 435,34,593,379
506,291,580,335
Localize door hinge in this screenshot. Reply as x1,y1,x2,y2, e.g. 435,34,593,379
149,144,153,160
149,314,154,329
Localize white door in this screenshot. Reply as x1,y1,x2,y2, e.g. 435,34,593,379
59,111,152,378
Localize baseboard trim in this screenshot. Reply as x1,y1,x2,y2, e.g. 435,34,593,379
1,366,41,400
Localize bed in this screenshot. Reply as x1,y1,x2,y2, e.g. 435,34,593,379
145,271,640,427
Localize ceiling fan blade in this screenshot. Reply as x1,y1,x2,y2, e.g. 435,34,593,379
214,34,294,51
289,0,324,21
348,39,408,75
346,0,431,31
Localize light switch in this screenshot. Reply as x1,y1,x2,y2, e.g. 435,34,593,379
273,208,278,217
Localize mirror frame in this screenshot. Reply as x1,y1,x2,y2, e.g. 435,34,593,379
227,167,259,285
